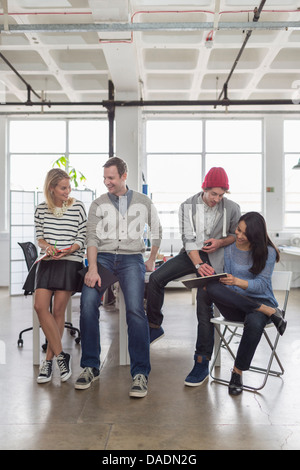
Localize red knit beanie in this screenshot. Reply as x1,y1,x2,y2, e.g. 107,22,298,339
202,167,229,190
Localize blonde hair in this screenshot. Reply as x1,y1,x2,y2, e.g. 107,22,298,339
44,168,73,211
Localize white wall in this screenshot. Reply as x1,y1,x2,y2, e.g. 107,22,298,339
265,115,285,232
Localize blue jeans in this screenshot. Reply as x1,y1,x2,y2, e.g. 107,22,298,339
206,281,274,371
146,250,214,358
80,253,150,378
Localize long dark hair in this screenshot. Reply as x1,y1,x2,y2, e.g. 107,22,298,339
239,212,280,274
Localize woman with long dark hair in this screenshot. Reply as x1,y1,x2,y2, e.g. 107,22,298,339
206,212,286,395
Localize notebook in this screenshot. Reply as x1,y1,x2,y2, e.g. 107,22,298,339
181,273,227,289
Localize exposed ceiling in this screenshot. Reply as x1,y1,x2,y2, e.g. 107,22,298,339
0,0,300,114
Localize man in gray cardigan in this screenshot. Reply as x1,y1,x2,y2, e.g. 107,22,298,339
75,157,162,397
147,167,241,387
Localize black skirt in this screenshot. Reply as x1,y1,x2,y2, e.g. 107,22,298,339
35,259,83,293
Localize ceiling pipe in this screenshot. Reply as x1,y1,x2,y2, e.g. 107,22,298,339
103,99,298,108
0,99,298,108
0,51,50,105
0,21,300,33
108,80,115,158
216,0,267,105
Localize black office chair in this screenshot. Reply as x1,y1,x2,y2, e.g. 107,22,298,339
17,241,81,348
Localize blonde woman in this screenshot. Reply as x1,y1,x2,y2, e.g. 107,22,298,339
34,168,87,384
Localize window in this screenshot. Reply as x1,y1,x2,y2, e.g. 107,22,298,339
147,120,202,153
148,153,202,234
69,154,107,196
9,119,109,196
9,120,66,154
69,120,108,153
11,154,61,192
205,120,262,153
284,120,300,228
205,120,262,213
146,120,202,253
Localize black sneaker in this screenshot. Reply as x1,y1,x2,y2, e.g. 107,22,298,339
149,326,165,345
75,367,100,390
184,355,209,387
56,352,72,382
37,360,53,384
228,371,243,396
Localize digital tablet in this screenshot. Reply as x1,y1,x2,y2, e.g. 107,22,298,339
181,273,228,289
78,263,118,293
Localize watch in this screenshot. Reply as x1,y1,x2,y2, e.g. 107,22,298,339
195,263,204,269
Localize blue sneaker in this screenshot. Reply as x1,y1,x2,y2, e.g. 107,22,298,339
149,326,165,345
184,355,209,387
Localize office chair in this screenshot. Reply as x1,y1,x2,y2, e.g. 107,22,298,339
209,270,292,392
17,241,81,349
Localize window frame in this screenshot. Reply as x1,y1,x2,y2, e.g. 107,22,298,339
8,118,109,197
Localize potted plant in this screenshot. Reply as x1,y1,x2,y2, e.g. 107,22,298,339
52,155,87,188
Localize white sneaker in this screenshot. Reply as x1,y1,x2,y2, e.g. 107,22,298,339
37,360,53,384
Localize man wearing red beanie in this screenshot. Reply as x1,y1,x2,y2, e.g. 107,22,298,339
146,167,241,386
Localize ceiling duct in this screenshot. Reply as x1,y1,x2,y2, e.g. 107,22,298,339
217,0,266,104
87,0,129,22
87,0,132,45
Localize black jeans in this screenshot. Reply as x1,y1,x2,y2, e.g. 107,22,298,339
206,281,272,371
146,250,214,358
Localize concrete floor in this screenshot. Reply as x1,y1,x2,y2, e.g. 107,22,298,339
0,285,300,451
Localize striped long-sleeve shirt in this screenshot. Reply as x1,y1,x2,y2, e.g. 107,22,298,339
34,199,87,263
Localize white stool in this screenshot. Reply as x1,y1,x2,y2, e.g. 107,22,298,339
118,274,197,366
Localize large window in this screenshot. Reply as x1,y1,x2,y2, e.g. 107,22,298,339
284,120,300,229
9,119,109,196
146,119,263,251
205,120,262,213
147,120,203,252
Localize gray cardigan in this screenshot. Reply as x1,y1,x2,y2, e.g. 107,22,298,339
179,192,241,273
86,191,162,255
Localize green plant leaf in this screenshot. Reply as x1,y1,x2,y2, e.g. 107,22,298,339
52,155,87,188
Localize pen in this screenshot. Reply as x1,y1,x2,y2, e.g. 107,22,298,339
53,241,57,255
